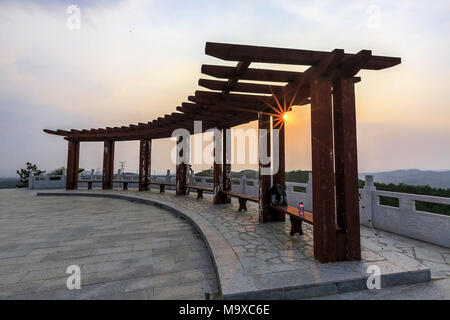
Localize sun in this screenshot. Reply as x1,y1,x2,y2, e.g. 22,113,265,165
257,84,298,129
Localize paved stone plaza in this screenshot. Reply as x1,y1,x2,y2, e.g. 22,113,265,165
0,189,219,299
1,189,449,299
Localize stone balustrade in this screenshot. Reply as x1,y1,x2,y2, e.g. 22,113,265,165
29,172,449,247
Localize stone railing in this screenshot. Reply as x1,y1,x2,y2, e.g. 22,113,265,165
192,173,313,209
30,171,449,247
192,173,449,248
359,176,450,247
78,171,176,190
28,173,66,189
30,171,177,190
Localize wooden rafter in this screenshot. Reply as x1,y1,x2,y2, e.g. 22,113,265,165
44,42,400,141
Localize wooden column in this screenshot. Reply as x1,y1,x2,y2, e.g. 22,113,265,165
66,140,80,190
258,113,271,222
139,139,152,191
333,77,361,261
176,136,187,195
310,77,337,263
222,128,231,203
271,117,286,221
102,140,115,190
213,131,223,204
272,119,286,187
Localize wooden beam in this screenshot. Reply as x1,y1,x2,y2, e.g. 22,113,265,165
199,79,284,94
222,61,251,94
202,64,300,82
47,109,255,140
339,50,372,78
177,108,234,121
272,49,345,110
195,90,273,105
180,102,237,116
189,95,265,112
205,42,401,70
43,129,61,135
43,43,399,144
62,114,253,141
206,42,328,65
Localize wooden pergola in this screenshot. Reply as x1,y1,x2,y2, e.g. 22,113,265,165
44,42,400,263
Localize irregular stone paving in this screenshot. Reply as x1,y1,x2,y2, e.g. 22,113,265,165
2,188,449,299
93,188,449,299
0,189,219,299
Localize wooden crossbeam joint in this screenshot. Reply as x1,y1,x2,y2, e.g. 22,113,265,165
338,50,372,78
222,60,251,96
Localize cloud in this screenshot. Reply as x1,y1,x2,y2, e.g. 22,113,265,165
0,0,449,176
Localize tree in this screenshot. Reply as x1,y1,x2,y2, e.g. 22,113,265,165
49,167,85,175
16,162,45,188
49,167,64,175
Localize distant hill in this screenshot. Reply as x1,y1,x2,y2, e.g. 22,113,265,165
0,178,18,189
197,169,450,189
196,169,311,183
196,169,258,179
359,169,450,189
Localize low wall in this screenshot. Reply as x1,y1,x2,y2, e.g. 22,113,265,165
366,189,449,247
29,175,65,189
30,172,450,247
170,174,450,248
193,175,314,212
78,174,176,191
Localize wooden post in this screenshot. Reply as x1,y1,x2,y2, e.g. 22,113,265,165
213,130,223,204
66,140,80,190
102,140,115,190
139,139,152,191
176,136,187,195
333,77,361,261
222,128,231,203
271,117,286,221
258,113,271,222
310,77,337,263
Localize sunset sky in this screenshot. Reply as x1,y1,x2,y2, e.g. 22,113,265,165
0,0,449,177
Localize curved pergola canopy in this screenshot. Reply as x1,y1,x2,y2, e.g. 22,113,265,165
44,42,400,141
45,42,400,263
